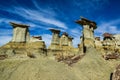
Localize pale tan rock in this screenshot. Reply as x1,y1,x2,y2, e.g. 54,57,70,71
29,36,42,42
60,32,69,46
48,29,60,50
0,22,47,57
113,34,120,47
76,17,97,53
59,32,74,52
112,64,120,80
10,22,30,42
50,29,60,45
95,37,102,49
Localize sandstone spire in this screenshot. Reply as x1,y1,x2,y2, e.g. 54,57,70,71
76,17,97,48
48,29,60,50
60,32,69,46
10,22,30,43
75,17,97,54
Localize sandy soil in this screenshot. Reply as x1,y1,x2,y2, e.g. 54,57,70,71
0,47,120,80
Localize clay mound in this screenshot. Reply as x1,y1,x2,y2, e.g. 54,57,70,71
0,47,119,80
73,47,114,80
0,58,80,80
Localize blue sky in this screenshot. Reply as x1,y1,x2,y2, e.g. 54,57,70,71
0,0,120,47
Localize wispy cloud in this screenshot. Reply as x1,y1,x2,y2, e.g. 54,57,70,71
70,28,82,36
42,34,52,47
95,19,120,35
0,36,12,46
2,6,68,30
0,6,68,46
32,0,57,17
69,27,82,47
0,0,111,47
0,29,12,36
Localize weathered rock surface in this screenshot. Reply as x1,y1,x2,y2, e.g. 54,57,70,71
0,47,119,80
76,17,97,48
0,41,46,58
0,18,120,80
112,64,120,80
48,29,60,50
10,22,30,43
48,29,75,52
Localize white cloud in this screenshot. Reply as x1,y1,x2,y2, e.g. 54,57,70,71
95,19,120,35
0,18,26,27
32,0,57,17
0,29,12,36
69,28,82,47
73,36,80,48
42,34,52,47
70,28,81,37
0,36,12,46
3,7,68,30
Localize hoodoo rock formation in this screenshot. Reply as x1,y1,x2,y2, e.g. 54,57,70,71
60,32,74,50
0,17,120,80
48,29,60,50
48,29,78,61
0,22,46,58
0,17,119,60
95,37,102,49
76,17,97,53
76,17,97,47
10,22,30,42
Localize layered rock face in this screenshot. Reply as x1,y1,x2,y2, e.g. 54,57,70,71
95,37,102,49
30,36,42,42
76,17,97,53
60,32,69,46
48,29,60,50
112,64,120,80
48,29,75,51
60,32,74,50
48,29,77,57
113,34,120,48
102,33,114,46
0,22,46,58
102,33,120,55
10,22,30,42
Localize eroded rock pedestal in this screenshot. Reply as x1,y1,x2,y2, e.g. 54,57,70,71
48,29,60,50
76,17,97,53
0,22,46,58
10,22,30,42
48,29,75,51
60,32,74,50
48,29,78,59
